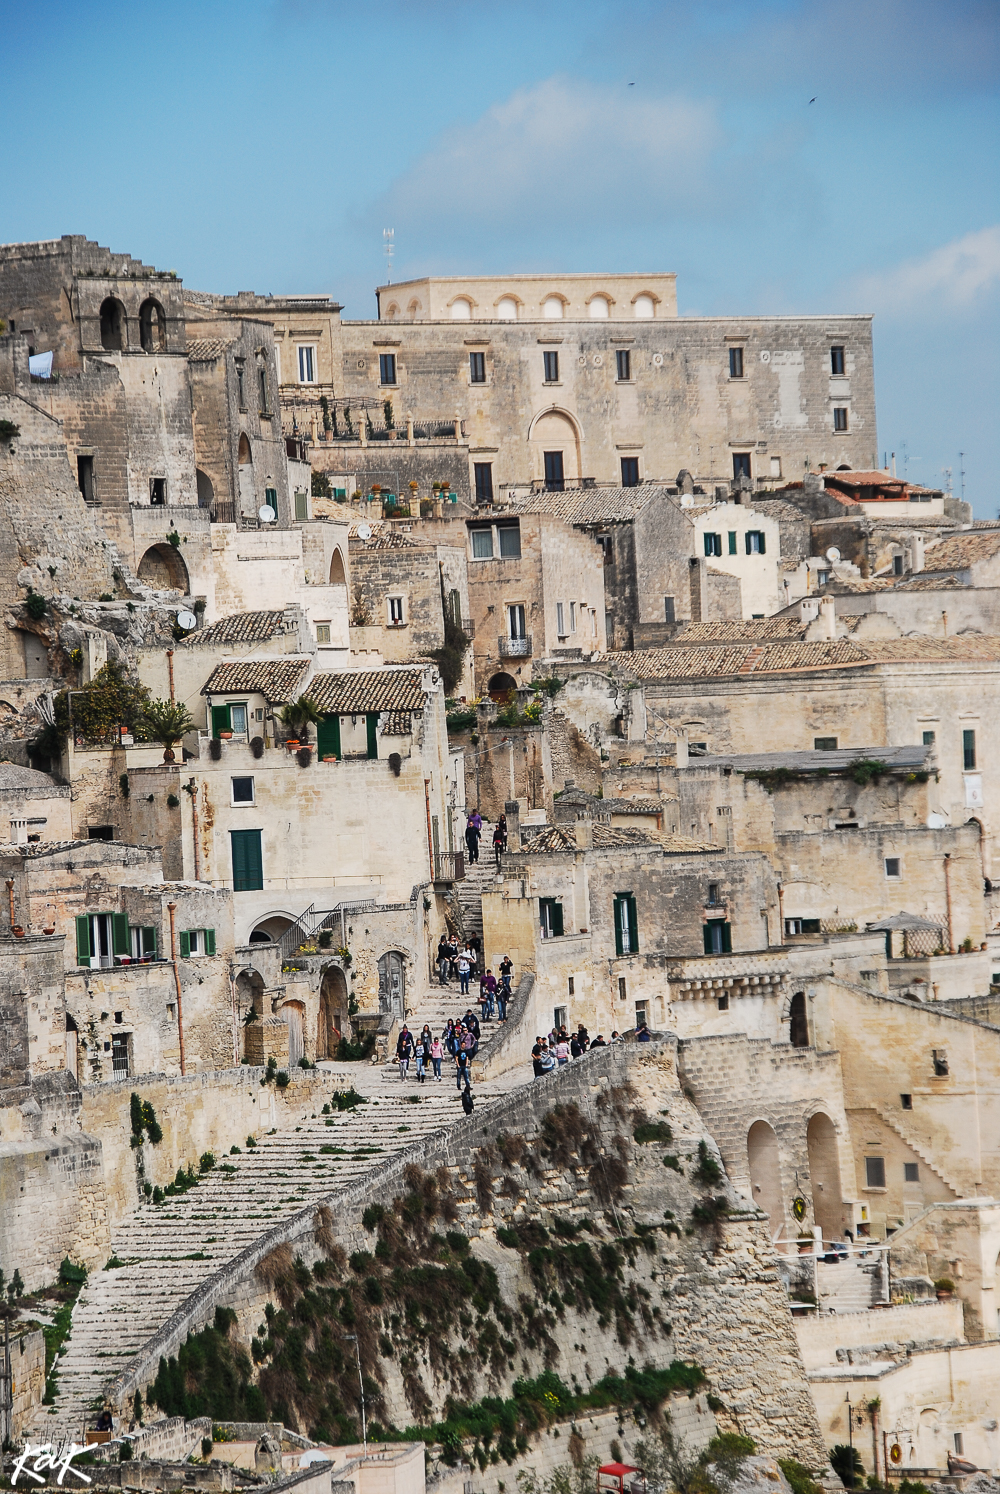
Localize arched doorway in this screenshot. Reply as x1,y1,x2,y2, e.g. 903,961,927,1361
488,671,517,701
747,1120,784,1238
529,409,581,488
248,914,293,945
789,991,809,1047
317,967,349,1059
99,297,127,351
65,1014,79,1081
196,469,214,509
137,543,189,592
139,298,166,352
237,433,255,515
236,968,265,1016
807,1112,843,1242
330,549,347,586
282,1001,305,1066
378,951,405,1019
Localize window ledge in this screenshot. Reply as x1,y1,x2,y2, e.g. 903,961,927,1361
542,381,563,387
862,1187,887,1194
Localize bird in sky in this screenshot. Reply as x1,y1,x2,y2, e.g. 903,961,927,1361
629,81,635,86
808,96,817,103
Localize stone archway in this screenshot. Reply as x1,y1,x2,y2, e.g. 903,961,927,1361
529,408,582,486
747,1120,784,1238
807,1111,844,1242
488,671,518,701
317,967,349,1058
330,549,347,586
248,914,293,945
137,543,189,593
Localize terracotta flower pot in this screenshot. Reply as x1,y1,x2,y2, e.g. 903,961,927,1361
219,731,233,740
43,926,55,935
286,738,300,750
12,925,25,938
162,747,176,763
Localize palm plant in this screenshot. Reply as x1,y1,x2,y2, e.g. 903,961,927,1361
279,696,322,743
140,699,196,761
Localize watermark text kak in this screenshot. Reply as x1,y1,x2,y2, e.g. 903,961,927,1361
11,1443,93,1486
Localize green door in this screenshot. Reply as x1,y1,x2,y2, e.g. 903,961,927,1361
317,715,341,760
211,705,232,739
366,712,379,759
231,829,264,891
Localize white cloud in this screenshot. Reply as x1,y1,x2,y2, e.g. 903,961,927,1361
852,225,1000,313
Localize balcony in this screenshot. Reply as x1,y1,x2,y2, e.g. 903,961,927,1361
498,635,532,658
433,851,466,884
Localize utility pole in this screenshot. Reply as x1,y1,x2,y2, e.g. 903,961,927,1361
343,1334,367,1457
959,451,966,504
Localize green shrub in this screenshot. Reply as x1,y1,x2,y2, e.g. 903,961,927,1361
633,1120,673,1145
830,1446,864,1488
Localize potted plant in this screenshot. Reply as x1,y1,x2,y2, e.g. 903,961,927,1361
934,1276,956,1299
139,699,197,763
279,696,321,749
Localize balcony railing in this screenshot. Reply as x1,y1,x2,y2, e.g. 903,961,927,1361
498,635,532,658
433,851,466,883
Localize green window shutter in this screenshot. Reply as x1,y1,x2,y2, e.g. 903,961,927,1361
745,532,752,555
317,715,341,760
75,915,91,964
758,533,765,555
141,926,157,957
703,534,714,558
179,930,191,958
112,913,129,957
627,894,638,953
366,712,379,759
231,829,263,892
722,921,732,954
613,896,624,957
551,901,564,937
294,490,308,521
703,923,713,955
211,705,232,739
205,928,216,956
728,531,737,554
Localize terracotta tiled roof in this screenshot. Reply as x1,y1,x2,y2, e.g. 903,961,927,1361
921,531,1000,569
742,498,809,522
824,470,904,488
599,634,1000,681
522,824,661,853
895,573,965,591
200,658,310,703
607,797,670,814
186,337,234,362
674,618,808,644
488,485,670,525
348,517,418,549
307,668,427,714
179,610,291,648
379,711,413,735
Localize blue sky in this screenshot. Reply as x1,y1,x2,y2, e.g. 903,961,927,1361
6,0,998,509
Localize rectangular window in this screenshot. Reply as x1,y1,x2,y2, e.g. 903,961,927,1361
814,736,838,751
600,534,614,565
729,347,744,379
922,730,936,745
498,524,521,558
469,351,486,384
569,601,576,633
634,1001,648,1029
474,462,493,504
471,527,494,559
259,368,269,413
179,928,217,958
388,595,405,625
745,530,766,554
733,453,751,479
297,345,316,383
833,407,849,431
664,596,675,623
703,920,732,955
718,993,729,1010
149,477,167,506
620,456,639,487
831,345,845,376
294,489,309,521
728,531,737,554
236,362,246,408
508,604,527,640
616,349,631,381
885,857,901,879
264,485,277,517
554,1005,568,1031
933,1048,949,1076
704,532,722,557
893,553,904,575
904,1162,919,1182
540,898,564,939
88,825,114,842
707,882,720,906
769,456,782,478
231,829,263,892
618,976,627,1001
129,925,157,960
556,602,565,636
614,892,639,956
230,703,248,737
232,776,255,805
111,1032,130,1079
901,1093,912,1109
77,455,96,503
865,1156,886,1188
543,450,564,490
379,353,397,386
316,623,331,645
543,351,559,382
963,729,976,770
567,976,575,996
954,1437,964,1458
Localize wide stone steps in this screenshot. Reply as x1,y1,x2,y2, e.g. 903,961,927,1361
31,1072,514,1441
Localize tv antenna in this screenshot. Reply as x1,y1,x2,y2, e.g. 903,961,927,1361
959,451,965,503
383,228,394,284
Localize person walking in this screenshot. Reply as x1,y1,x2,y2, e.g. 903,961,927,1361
464,1008,481,1041
465,813,481,865
499,953,513,985
436,936,451,986
481,968,497,1019
443,1019,459,1058
492,822,505,868
455,1048,472,1093
458,948,471,995
556,1035,570,1066
496,973,510,1022
396,1025,413,1080
430,1033,443,1080
416,1025,432,1083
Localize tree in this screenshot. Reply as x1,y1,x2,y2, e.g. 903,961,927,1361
45,661,152,749
279,696,322,742
140,700,197,761
830,1447,864,1489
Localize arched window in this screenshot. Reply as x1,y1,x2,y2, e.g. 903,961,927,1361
450,298,472,320
237,433,252,466
747,1120,783,1237
196,469,214,509
139,298,165,352
407,299,422,318
542,296,564,319
329,549,347,586
789,990,809,1047
99,297,127,351
496,296,518,320
385,302,399,320
488,671,518,700
588,296,611,319
633,294,655,319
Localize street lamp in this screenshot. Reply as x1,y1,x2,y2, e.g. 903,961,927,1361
343,1334,367,1458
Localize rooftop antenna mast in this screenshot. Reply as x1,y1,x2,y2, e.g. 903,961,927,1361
959,451,965,504
383,228,394,285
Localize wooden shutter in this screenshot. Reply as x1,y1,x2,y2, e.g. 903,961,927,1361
613,896,623,957
112,913,129,957
141,926,157,957
231,829,263,891
211,705,231,739
722,921,732,954
728,531,737,554
626,894,638,953
551,901,564,937
758,533,765,555
75,915,91,964
317,715,341,760
703,923,713,955
366,713,379,759
179,930,191,957
205,928,216,956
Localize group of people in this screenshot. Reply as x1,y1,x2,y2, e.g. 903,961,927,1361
464,809,507,868
436,937,514,1020
531,1025,622,1077
395,1008,495,1114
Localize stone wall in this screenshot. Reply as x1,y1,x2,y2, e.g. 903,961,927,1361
9,1325,46,1439
105,1040,827,1464
793,1297,963,1370
0,1132,111,1289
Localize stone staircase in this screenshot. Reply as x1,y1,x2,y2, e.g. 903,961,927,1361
869,1106,963,1199
454,854,499,943
816,1253,887,1313
29,1065,516,1443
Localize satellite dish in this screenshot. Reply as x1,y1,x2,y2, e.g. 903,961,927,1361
258,504,277,523
176,610,197,631
825,546,841,563
356,522,372,541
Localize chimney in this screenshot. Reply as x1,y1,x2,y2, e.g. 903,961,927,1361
9,818,27,846
818,596,837,640
799,597,819,624
504,799,520,851
574,819,593,850
803,472,825,497
910,533,925,574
